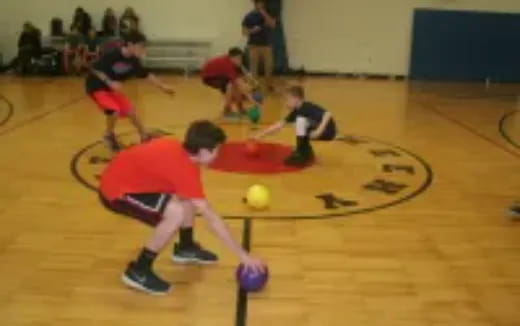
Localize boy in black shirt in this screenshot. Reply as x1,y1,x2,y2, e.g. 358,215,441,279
252,85,337,166
85,31,174,152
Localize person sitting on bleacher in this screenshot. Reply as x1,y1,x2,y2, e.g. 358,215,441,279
72,7,92,37
120,7,140,36
63,24,85,74
83,28,101,68
1,22,41,74
102,8,118,37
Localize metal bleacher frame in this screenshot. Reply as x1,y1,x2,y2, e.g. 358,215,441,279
44,36,211,77
142,39,211,77
44,36,66,51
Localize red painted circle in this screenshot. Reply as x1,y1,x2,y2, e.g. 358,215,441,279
210,142,313,174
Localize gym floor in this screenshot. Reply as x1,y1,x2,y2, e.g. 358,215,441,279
0,75,519,326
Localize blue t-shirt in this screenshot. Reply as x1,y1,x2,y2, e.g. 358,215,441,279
242,10,271,46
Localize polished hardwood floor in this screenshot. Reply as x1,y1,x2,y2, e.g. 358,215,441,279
0,75,519,326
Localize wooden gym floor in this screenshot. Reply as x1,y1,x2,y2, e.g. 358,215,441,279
0,75,519,326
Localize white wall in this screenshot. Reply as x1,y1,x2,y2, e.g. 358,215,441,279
2,0,520,74
284,0,520,75
0,0,251,61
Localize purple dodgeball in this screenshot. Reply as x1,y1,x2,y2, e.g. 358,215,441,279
236,264,269,292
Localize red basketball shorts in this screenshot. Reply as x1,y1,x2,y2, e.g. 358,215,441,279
90,90,133,118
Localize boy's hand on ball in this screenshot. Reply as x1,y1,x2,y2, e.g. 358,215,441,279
241,255,266,275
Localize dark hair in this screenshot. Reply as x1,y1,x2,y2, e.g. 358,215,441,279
183,120,227,155
254,0,266,5
228,47,243,58
287,85,305,99
123,31,147,45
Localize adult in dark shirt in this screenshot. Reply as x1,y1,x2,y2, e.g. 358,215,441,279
85,31,174,152
1,22,41,74
242,0,276,89
102,8,118,37
252,85,337,166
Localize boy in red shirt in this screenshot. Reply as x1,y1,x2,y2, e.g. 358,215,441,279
86,31,174,153
201,47,259,118
99,120,265,295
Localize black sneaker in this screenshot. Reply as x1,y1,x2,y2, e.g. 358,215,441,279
121,262,171,295
103,133,122,153
171,243,218,265
284,150,314,166
509,204,520,219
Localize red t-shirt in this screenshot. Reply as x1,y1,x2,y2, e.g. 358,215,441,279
100,138,205,201
201,55,239,81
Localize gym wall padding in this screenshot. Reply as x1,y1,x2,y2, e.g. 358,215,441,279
410,9,520,82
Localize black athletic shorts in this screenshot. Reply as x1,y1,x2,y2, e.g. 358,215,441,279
309,120,337,141
99,192,172,227
203,76,230,94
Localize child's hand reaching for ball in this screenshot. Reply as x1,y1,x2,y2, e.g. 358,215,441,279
241,255,267,275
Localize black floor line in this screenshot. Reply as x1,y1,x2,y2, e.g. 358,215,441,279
417,99,520,159
0,96,84,137
71,133,433,220
235,218,251,326
0,93,14,127
499,110,520,150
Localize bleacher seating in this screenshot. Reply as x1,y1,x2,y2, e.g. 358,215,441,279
142,39,211,76
43,36,211,76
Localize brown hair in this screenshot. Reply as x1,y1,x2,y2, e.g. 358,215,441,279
287,85,305,99
183,120,227,155
228,47,243,58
